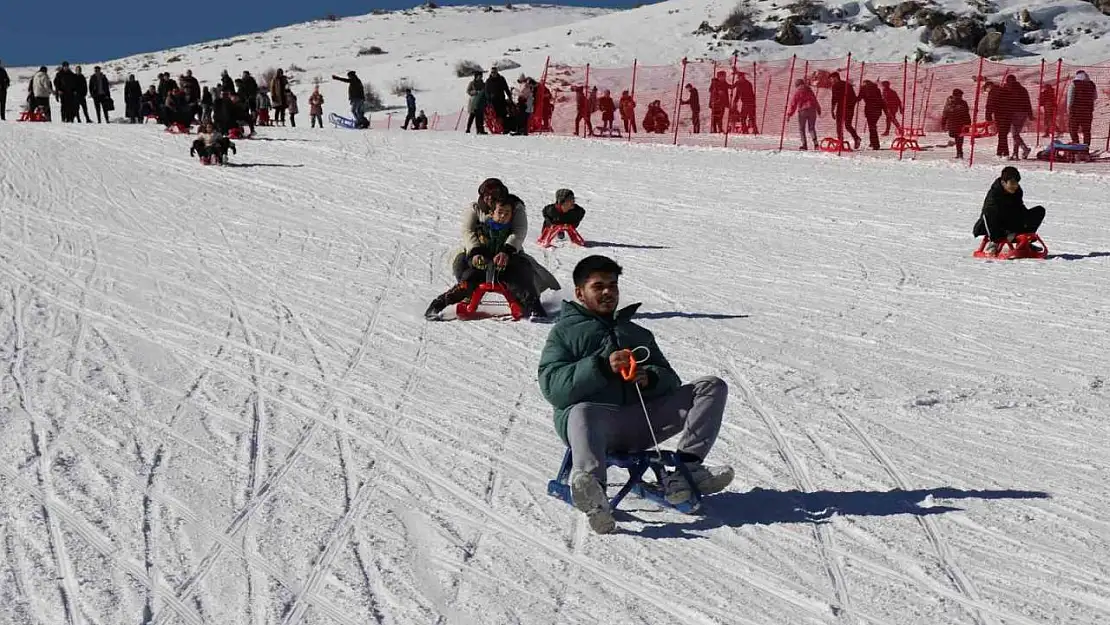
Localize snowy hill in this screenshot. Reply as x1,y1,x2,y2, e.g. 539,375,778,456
2,116,1110,625
7,0,1110,123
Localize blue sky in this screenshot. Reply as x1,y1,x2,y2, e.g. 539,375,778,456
0,1,647,68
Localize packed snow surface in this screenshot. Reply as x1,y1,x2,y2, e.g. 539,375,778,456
1,121,1110,625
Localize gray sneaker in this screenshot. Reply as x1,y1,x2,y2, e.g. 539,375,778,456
570,471,616,534
663,463,735,505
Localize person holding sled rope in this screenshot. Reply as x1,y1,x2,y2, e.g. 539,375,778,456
973,166,1045,254
425,190,546,320
538,255,734,534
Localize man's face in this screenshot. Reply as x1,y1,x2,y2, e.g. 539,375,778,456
1002,179,1020,194
576,272,619,316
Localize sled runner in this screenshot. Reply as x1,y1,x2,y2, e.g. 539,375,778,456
972,233,1048,260
592,126,621,138
960,121,997,139
547,449,704,514
537,224,585,248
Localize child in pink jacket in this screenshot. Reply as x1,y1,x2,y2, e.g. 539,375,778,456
308,86,324,128
786,79,822,150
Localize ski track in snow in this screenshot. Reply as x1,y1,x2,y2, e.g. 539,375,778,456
2,121,1110,625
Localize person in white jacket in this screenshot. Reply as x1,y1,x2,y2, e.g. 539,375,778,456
30,67,53,120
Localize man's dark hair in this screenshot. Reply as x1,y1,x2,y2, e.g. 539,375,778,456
573,255,622,287
1001,166,1020,182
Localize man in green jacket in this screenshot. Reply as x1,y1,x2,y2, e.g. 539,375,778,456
538,255,733,533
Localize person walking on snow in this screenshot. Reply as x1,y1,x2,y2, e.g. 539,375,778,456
465,70,486,134
402,88,417,129
1066,70,1096,146
786,78,820,150
880,80,902,136
88,66,111,123
538,255,734,534
73,66,92,123
285,89,298,127
941,89,972,159
681,83,700,134
829,72,861,149
332,70,367,127
858,79,885,150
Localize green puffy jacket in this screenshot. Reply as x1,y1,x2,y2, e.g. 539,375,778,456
538,300,682,445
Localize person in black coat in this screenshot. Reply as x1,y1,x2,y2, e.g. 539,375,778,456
0,60,10,121
484,67,511,133
542,188,586,231
973,167,1045,252
124,75,142,123
73,66,92,122
88,66,111,123
830,72,861,149
239,71,258,117
332,71,367,124
54,63,79,122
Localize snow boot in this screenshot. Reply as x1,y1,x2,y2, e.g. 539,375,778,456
424,296,447,320
663,463,735,506
570,471,615,534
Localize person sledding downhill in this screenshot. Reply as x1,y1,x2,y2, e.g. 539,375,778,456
973,166,1048,259
426,190,547,321
538,256,734,534
189,122,236,165
538,188,586,247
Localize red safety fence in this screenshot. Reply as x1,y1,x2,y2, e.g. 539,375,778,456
423,54,1110,171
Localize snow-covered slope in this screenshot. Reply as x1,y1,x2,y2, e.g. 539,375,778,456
2,121,1110,625
7,0,1110,124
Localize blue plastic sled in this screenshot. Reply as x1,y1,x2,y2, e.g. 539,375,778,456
547,448,704,514
330,112,357,129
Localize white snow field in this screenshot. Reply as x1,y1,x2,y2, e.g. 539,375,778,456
2,120,1110,625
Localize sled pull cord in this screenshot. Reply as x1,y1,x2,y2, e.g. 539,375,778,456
619,346,662,461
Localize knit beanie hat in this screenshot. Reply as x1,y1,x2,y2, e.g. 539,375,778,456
555,188,574,204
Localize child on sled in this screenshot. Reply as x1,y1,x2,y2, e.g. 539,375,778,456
426,190,546,320
190,122,236,164
541,188,586,233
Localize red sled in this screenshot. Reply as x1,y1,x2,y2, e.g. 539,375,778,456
537,224,585,248
165,122,190,134
972,233,1048,260
227,127,244,139
891,136,921,151
960,121,997,139
819,137,852,152
455,282,524,321
18,109,48,122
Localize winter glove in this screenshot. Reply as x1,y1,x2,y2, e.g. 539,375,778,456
493,251,509,269
470,254,488,270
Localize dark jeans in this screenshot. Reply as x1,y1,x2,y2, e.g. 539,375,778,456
94,98,110,123
403,110,416,129
1069,115,1092,146
466,110,485,133
0,88,6,120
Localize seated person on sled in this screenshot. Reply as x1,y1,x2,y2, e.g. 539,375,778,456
973,166,1045,254
537,255,734,534
541,188,586,233
189,122,236,163
426,190,546,320
451,177,561,292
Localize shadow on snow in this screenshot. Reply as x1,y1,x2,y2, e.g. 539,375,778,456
635,312,750,320
225,162,306,169
1047,251,1110,261
618,486,1050,539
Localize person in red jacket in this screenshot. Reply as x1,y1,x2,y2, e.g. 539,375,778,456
708,71,730,133
681,84,700,134
619,90,636,134
732,71,757,134
941,89,972,159
597,89,616,134
785,78,821,150
858,80,885,150
880,80,903,136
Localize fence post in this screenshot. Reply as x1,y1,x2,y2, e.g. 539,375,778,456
918,72,934,136
777,55,798,151
454,108,464,131
582,63,591,138
432,112,439,130
908,60,920,137
760,73,772,137
725,55,738,148
839,53,853,156
1034,59,1046,148
852,60,865,131
1050,59,1063,171
968,56,986,168
627,58,638,142
673,57,688,146
537,55,551,133
898,57,908,160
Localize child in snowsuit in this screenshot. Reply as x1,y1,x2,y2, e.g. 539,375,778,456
972,166,1045,254
426,190,545,320
598,90,616,134
541,188,586,232
309,87,324,128
189,122,236,164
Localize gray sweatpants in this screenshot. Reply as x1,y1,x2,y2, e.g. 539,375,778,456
565,376,728,482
